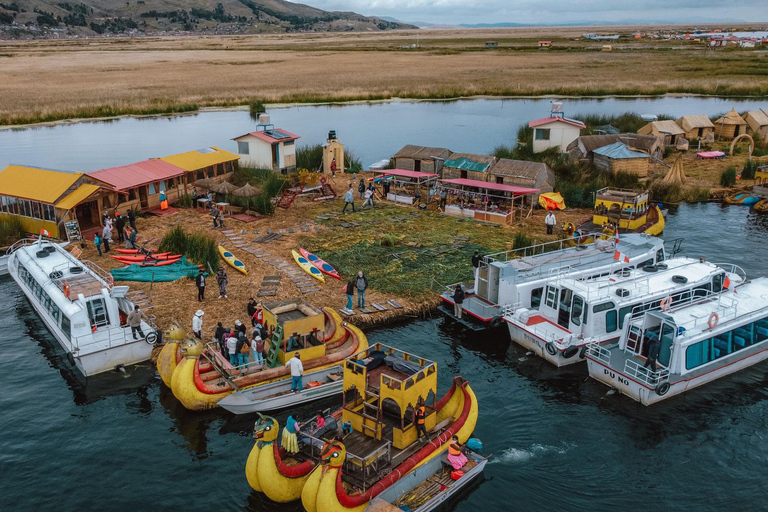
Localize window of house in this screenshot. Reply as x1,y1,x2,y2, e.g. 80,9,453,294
148,183,156,195
535,128,551,140
237,141,249,155
196,169,205,180
128,189,137,201
44,204,55,221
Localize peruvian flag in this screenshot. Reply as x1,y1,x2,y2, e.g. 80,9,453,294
614,228,620,244
613,250,630,263
724,275,737,294
40,229,49,237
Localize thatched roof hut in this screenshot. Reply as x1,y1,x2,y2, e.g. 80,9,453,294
744,109,768,139
675,115,715,140
489,159,554,194
714,109,748,140
592,142,650,177
442,153,497,181
638,120,685,146
567,133,661,162
393,145,452,174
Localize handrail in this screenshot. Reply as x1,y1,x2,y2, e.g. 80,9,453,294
623,358,669,386
712,262,748,284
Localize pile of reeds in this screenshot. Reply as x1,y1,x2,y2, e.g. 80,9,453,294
0,216,24,246
159,226,219,272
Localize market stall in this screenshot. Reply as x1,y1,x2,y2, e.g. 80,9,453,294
438,178,539,224
372,169,439,205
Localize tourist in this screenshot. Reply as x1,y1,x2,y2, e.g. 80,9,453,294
236,330,249,367
414,187,421,204
344,279,354,310
101,223,112,253
247,298,257,325
286,352,304,393
128,227,137,249
286,332,300,351
342,185,356,213
94,233,102,257
192,309,204,339
414,403,428,442
330,157,337,177
235,319,247,336
252,334,265,366
644,331,661,373
447,435,468,470
252,302,264,327
545,210,557,235
212,204,221,229
382,178,391,197
362,186,374,209
428,185,436,203
227,332,238,366
452,284,465,319
127,209,137,231
471,250,481,270
191,187,198,205
105,216,113,234
358,178,365,199
214,321,226,346
127,305,145,340
216,267,228,299
124,227,133,249
356,270,368,308
159,189,168,210
195,269,206,302
282,415,300,453
115,212,125,243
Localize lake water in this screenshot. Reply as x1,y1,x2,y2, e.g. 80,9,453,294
1,202,767,511
1,97,767,172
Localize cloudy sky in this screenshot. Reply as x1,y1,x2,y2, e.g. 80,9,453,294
301,0,768,25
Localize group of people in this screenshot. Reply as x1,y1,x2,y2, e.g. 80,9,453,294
194,266,230,302
93,209,138,256
343,271,369,309
342,178,378,213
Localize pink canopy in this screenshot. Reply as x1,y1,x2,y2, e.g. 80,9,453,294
439,178,539,195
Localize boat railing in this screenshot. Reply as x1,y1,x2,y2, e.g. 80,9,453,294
586,341,611,364
501,302,522,318
5,235,59,255
482,237,578,265
712,262,748,284
623,358,670,387
71,322,154,353
81,260,114,288
203,341,264,379
343,440,392,491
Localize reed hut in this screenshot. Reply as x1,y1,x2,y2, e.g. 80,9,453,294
592,142,650,177
743,110,768,139
675,115,715,141
441,153,497,181
714,109,748,140
393,145,452,174
489,159,554,195
637,120,685,147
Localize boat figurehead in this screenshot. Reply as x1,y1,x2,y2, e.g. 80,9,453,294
253,414,279,444
180,338,203,358
319,440,346,468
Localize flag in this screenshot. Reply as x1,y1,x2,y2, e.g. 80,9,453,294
614,228,620,244
613,250,630,263
724,275,737,294
40,229,49,237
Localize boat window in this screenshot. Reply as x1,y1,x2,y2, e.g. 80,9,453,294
61,316,71,341
659,322,675,366
571,296,584,326
544,286,558,309
657,249,665,263
713,274,724,293
593,301,615,313
86,298,110,328
530,287,543,309
693,284,711,298
605,310,618,333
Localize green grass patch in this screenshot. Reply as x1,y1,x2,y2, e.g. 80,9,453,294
0,216,25,246
159,225,219,272
0,103,199,126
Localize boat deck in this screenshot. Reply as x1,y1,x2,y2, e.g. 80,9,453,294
365,365,410,392
522,314,571,342
57,272,106,299
440,292,501,323
394,458,480,510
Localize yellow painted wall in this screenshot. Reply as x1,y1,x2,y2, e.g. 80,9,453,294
323,140,344,174
0,212,59,238
276,344,325,365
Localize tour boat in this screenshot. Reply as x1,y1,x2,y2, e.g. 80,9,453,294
585,276,768,405
7,237,159,376
440,233,671,329
503,256,745,367
570,187,665,244
0,253,9,277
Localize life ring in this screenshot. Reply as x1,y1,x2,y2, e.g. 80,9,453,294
66,353,76,366
579,345,589,359
655,381,670,396
145,332,158,345
660,296,672,311
63,282,71,299
489,316,503,329
672,275,688,284
562,346,579,359
545,342,557,356
708,312,719,329
615,288,630,298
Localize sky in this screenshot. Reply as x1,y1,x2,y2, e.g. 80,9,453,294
299,0,768,25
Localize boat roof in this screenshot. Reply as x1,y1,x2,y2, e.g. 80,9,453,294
659,277,768,342
560,257,725,304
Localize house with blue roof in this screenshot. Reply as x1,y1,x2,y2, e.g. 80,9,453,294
592,142,650,177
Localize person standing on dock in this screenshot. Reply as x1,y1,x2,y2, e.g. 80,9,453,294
344,280,355,310
414,403,428,442
342,185,356,213
94,233,102,257
127,306,146,340
452,284,465,319
115,213,125,243
644,332,661,373
356,271,368,308
192,310,204,339
216,267,228,299
286,352,304,393
196,269,206,302
545,210,557,235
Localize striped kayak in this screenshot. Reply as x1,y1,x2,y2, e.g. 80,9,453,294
299,248,341,280
113,257,182,267
110,253,178,263
218,245,247,275
114,248,158,255
292,250,325,283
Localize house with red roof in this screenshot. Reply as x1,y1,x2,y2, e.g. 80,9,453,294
528,115,586,153
233,128,300,174
89,159,187,212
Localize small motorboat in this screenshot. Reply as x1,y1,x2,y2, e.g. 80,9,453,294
299,248,341,280
218,365,344,414
218,245,247,275
724,192,760,205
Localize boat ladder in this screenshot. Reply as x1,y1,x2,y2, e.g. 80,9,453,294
265,324,284,368
360,389,383,437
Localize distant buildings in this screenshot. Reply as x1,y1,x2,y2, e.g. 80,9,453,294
528,116,586,153
233,128,300,174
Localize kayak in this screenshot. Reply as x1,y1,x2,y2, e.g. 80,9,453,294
299,248,341,280
292,250,325,283
110,253,177,263
114,257,183,267
114,248,158,255
218,245,247,275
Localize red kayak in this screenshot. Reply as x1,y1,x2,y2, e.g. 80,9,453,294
113,257,183,267
299,248,341,280
114,248,158,255
110,253,179,263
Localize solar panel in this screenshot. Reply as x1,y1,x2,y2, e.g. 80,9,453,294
264,130,292,140
196,148,216,154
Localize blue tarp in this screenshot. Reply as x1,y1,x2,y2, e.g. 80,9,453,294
110,256,203,282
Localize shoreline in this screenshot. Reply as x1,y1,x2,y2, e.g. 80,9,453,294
3,92,768,131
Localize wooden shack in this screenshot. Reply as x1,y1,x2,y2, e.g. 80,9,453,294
744,110,768,139
441,153,497,181
89,159,187,213
676,115,715,141
489,159,554,194
567,134,661,163
393,145,452,174
160,146,239,187
592,142,650,177
638,120,685,147
714,109,748,140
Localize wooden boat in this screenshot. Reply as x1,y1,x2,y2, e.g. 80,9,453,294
297,343,479,512
571,187,665,244
218,365,344,414
754,198,768,213
218,245,247,275
109,252,177,263
292,249,325,283
724,192,760,205
163,303,364,411
299,248,341,280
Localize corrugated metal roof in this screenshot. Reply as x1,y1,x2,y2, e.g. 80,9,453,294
439,178,539,195
160,146,239,171
529,116,586,129
0,165,82,203
443,158,490,173
89,159,186,191
233,129,300,144
593,142,650,160
55,184,101,210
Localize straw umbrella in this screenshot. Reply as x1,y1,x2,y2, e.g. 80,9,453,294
193,178,214,190
212,180,238,195
231,183,264,212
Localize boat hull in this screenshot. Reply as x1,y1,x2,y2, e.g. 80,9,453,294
0,254,9,277
506,319,585,367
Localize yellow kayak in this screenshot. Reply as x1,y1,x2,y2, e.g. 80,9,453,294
292,250,324,283
218,245,247,275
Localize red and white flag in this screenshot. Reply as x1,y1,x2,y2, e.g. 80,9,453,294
613,250,630,263
40,229,49,237
614,228,620,244
724,275,737,294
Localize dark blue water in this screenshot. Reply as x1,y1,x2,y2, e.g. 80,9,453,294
1,202,767,511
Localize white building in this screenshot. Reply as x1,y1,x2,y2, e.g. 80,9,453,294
529,116,586,153
232,128,300,174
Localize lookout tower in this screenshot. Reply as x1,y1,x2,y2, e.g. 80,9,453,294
323,130,344,175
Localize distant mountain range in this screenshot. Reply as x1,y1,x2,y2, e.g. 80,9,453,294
381,17,749,29
0,0,416,38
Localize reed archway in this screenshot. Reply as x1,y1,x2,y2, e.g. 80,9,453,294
729,133,754,157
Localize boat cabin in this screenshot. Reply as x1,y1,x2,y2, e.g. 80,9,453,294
262,299,325,363
591,187,653,232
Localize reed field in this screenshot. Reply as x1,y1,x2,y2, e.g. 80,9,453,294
1,25,767,125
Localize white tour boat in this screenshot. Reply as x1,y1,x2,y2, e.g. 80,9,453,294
503,256,745,367
7,237,159,376
440,233,672,328
586,276,768,405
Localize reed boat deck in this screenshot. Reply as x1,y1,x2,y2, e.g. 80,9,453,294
394,458,480,510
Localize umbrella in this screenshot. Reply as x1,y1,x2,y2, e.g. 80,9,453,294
193,178,214,190
212,180,238,194
231,183,263,197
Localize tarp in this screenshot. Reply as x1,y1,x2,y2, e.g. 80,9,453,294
110,256,203,282
439,178,539,195
539,192,566,210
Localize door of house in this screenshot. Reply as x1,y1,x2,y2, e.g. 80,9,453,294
272,144,279,169
75,201,99,229
139,186,149,209
414,160,421,173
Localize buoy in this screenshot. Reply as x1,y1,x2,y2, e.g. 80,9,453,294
660,296,673,311
708,312,719,329
145,331,158,345
63,282,70,299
